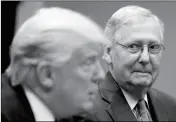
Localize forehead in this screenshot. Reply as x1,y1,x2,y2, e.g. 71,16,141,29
61,41,102,68
117,18,162,44
73,42,102,58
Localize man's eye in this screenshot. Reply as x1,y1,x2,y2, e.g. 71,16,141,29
150,44,160,50
84,56,96,65
84,60,93,65
127,44,141,49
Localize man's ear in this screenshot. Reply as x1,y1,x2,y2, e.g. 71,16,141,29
103,46,112,65
36,61,54,92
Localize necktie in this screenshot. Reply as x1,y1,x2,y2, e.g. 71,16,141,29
136,99,152,121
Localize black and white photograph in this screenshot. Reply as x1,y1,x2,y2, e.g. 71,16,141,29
1,1,176,122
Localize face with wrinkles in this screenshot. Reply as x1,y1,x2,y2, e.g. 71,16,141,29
107,18,164,91
38,31,106,118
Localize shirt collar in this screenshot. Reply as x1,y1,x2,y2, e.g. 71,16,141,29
121,87,148,110
23,86,55,121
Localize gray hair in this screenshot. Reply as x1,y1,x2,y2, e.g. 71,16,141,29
6,7,109,85
104,5,164,44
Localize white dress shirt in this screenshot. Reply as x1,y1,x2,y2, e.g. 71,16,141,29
23,86,55,121
121,88,149,118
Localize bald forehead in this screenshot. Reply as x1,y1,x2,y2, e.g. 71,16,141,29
116,17,162,36
125,15,159,26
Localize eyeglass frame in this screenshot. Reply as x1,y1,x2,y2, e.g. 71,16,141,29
115,42,165,54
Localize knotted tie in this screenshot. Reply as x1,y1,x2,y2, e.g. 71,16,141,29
136,99,152,121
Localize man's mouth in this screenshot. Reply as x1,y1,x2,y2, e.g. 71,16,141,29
133,69,151,74
132,72,151,77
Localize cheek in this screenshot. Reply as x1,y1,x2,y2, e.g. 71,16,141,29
112,51,138,72
71,69,92,92
150,56,161,74
62,79,88,106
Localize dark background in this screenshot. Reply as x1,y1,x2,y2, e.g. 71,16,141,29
1,1,20,73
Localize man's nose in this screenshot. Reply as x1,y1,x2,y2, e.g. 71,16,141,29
139,46,150,64
92,61,106,84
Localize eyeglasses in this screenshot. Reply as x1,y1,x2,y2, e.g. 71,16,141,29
115,42,165,54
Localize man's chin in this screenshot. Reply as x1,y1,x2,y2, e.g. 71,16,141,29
131,78,153,87
130,73,153,86
121,79,153,94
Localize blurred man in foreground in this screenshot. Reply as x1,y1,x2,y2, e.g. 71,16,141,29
92,5,176,121
1,7,110,122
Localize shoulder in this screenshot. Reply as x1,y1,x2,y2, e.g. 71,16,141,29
150,88,176,105
1,73,13,102
1,112,10,122
1,73,24,118
150,88,176,119
2,73,15,100
1,73,17,121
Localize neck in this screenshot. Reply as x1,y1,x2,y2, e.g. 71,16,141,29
122,85,149,100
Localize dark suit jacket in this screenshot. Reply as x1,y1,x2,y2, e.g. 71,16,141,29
92,72,176,121
1,73,93,122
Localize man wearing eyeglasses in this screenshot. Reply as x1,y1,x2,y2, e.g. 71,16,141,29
92,5,176,121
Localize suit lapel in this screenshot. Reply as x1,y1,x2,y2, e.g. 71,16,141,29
106,89,137,121
13,84,36,122
99,72,137,121
2,73,35,122
93,72,117,121
148,89,168,121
